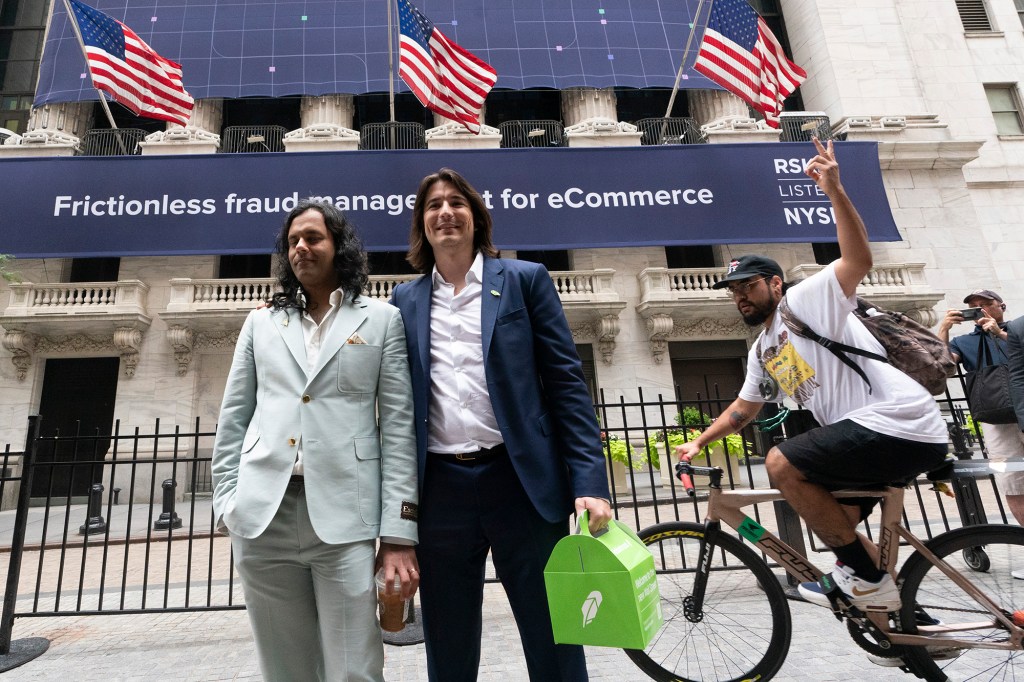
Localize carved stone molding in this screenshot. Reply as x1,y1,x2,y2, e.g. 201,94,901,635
113,327,144,377
35,334,112,353
597,315,620,365
2,326,149,379
645,314,675,364
1,330,37,380
167,326,196,376
672,317,754,340
164,327,240,374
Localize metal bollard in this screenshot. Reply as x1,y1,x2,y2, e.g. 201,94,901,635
112,487,121,505
153,479,182,530
79,483,107,535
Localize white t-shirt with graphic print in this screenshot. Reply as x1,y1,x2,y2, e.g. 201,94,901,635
738,263,947,444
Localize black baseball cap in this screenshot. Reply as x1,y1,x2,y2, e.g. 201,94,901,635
963,289,1003,304
711,255,785,289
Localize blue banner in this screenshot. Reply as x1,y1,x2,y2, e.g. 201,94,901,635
0,142,899,258
37,0,715,104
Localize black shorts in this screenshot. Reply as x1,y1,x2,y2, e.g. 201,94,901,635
776,419,948,520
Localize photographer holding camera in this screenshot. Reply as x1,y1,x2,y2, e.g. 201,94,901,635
938,289,1009,367
938,289,1024,534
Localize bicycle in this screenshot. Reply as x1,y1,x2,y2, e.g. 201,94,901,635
625,459,1024,682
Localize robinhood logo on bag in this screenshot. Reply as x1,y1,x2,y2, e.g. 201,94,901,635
581,591,603,626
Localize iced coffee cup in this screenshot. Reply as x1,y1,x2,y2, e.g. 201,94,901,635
376,568,408,632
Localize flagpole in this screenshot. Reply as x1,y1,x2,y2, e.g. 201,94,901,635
387,0,395,122
661,0,713,140
62,0,128,154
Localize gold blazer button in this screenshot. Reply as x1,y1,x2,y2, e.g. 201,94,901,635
302,395,311,403
288,438,297,447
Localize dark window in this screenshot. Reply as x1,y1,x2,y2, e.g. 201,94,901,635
615,88,690,123
485,89,563,127
0,0,45,134
516,250,571,271
219,255,272,279
68,258,120,282
577,343,598,403
665,245,716,268
222,96,302,130
352,92,434,129
811,242,841,265
368,251,417,276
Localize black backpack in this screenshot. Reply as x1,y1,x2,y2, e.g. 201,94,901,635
775,297,955,396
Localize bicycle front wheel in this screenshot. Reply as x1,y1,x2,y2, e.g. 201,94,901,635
897,524,1024,681
625,522,792,682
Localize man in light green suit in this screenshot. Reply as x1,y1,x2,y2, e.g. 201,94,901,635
212,199,419,682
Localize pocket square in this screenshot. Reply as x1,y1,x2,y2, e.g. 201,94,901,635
346,332,367,345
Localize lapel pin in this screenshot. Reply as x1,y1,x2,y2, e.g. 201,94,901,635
490,290,500,297
282,317,289,327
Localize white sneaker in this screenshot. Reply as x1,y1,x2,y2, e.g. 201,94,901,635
797,564,901,612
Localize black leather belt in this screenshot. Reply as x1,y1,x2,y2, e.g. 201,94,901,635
430,443,506,464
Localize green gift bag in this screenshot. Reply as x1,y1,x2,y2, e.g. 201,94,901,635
543,511,662,649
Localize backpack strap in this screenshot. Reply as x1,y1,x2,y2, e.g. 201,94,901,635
777,298,881,394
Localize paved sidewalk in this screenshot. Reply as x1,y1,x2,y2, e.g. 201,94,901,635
0,462,953,679
0,583,911,681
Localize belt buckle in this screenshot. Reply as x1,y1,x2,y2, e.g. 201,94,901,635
455,452,477,461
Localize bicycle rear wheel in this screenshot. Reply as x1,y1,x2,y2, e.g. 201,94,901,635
624,522,792,682
897,525,1024,681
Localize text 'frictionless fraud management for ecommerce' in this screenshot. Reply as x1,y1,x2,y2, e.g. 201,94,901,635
52,185,716,219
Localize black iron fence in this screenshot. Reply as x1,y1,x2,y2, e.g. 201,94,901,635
0,379,1012,653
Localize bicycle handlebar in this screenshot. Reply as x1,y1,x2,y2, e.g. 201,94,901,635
675,460,724,496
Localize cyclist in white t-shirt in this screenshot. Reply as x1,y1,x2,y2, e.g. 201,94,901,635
675,138,948,615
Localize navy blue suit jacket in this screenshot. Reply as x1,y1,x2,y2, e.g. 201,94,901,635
391,256,610,523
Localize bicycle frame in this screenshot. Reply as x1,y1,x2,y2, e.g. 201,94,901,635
684,464,1024,652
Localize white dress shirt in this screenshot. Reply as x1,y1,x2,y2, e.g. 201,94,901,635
427,252,503,454
294,287,344,475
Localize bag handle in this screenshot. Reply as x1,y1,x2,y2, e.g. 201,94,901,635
575,510,611,538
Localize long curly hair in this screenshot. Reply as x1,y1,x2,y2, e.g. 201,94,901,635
270,199,369,312
406,168,500,273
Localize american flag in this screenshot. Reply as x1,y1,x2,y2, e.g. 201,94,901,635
66,0,194,126
397,0,497,134
693,0,806,129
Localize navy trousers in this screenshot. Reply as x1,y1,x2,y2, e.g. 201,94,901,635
416,452,588,682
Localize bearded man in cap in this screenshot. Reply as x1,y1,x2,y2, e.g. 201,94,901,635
675,138,949,619
940,289,1024,530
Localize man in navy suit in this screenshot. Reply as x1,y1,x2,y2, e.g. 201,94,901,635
391,168,612,681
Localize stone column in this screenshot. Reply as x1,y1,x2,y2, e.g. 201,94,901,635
2,102,92,156
561,87,618,125
561,87,641,147
283,95,360,152
302,94,355,129
425,104,502,149
689,90,780,143
139,98,222,154
184,98,224,135
688,90,749,127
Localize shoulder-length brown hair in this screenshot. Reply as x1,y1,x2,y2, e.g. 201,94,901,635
406,168,500,273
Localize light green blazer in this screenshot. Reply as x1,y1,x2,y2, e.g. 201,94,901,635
211,294,418,544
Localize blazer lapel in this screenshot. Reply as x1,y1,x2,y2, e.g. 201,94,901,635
274,308,306,371
481,257,504,364
411,276,433,387
309,294,368,383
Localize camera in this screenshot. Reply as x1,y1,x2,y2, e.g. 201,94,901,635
960,307,983,321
